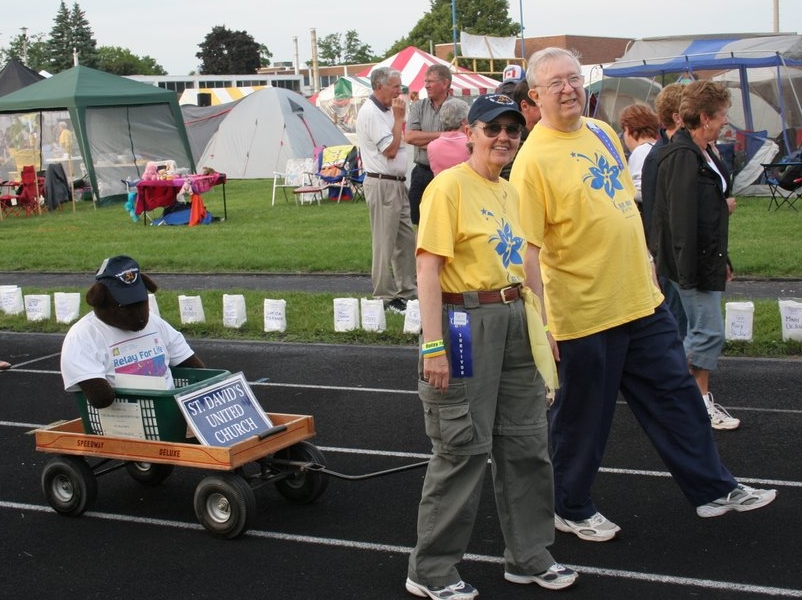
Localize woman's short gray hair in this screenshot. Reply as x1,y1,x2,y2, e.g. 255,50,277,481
439,98,469,131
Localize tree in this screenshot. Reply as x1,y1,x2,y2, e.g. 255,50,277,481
0,31,49,72
196,26,261,75
47,0,73,72
68,2,98,68
46,1,98,72
386,0,520,58
343,31,376,64
316,30,376,66
96,46,166,75
258,44,273,69
317,33,344,66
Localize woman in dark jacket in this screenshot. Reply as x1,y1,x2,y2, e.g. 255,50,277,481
652,80,740,431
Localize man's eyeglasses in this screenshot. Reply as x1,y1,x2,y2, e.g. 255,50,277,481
535,75,585,95
480,123,523,138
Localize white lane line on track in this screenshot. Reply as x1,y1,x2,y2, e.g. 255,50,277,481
6,369,802,414
1,353,61,369
5,418,800,489
1,500,801,598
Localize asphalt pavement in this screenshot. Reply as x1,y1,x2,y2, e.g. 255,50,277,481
2,271,802,300
1,271,801,599
1,332,800,599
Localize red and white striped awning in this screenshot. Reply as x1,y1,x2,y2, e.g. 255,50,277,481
357,46,500,98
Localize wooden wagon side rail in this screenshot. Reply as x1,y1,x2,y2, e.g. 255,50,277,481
34,413,316,471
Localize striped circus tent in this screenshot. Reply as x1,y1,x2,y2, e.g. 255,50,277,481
178,86,264,106
315,76,374,134
357,46,500,98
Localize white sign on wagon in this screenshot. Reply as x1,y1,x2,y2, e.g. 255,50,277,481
97,400,147,439
175,372,273,447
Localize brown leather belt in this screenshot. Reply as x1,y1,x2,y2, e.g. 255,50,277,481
442,284,522,305
366,172,406,182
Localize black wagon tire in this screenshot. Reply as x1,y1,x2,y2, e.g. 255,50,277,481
193,473,256,539
125,462,175,486
273,441,329,504
41,455,98,517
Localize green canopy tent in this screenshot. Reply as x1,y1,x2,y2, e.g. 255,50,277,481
0,65,195,205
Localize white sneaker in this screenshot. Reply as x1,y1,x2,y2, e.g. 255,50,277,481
696,484,777,517
555,511,620,541
405,578,478,600
504,563,578,590
703,392,740,430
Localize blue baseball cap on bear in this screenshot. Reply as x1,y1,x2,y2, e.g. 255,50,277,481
95,255,147,305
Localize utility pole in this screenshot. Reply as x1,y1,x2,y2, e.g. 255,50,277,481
451,0,458,62
21,27,28,65
310,28,320,95
773,0,780,32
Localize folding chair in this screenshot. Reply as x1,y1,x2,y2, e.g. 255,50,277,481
761,160,802,211
317,145,361,203
1,165,42,217
348,169,366,203
272,158,325,206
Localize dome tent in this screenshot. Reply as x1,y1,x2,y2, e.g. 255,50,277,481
191,87,349,179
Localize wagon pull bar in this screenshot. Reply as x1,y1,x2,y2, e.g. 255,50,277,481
258,424,288,440
318,459,430,481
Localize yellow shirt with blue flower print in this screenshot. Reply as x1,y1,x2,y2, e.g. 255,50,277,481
417,162,526,294
511,117,663,341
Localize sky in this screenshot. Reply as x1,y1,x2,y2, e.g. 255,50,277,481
6,0,802,75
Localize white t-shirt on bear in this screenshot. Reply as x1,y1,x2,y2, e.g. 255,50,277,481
61,311,195,392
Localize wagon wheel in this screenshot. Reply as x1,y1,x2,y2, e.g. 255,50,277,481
273,441,329,504
125,462,175,486
41,455,98,517
193,473,256,539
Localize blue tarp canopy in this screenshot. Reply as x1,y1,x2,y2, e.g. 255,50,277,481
604,34,802,78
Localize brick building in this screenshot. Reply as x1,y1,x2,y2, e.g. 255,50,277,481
437,35,632,74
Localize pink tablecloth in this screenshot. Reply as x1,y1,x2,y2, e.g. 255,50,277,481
135,173,226,215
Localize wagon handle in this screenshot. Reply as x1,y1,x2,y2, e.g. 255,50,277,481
258,424,288,440
318,459,430,481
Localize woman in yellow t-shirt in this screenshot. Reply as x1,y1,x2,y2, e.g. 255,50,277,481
406,94,576,600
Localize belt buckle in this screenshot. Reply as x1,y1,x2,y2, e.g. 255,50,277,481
499,285,516,304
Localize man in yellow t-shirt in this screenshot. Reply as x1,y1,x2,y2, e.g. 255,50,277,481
58,122,74,154
511,47,775,543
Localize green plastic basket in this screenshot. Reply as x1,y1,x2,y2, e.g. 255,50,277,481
75,368,231,441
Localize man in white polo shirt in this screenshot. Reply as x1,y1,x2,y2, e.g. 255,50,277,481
356,67,417,314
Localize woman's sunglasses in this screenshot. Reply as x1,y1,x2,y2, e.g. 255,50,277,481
480,123,523,138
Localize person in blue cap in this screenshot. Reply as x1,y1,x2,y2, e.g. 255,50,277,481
406,93,576,600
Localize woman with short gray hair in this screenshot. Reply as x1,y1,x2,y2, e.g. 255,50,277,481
427,98,470,175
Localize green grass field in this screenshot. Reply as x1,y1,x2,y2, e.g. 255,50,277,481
1,179,800,355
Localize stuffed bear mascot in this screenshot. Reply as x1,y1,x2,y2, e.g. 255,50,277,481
61,255,204,409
